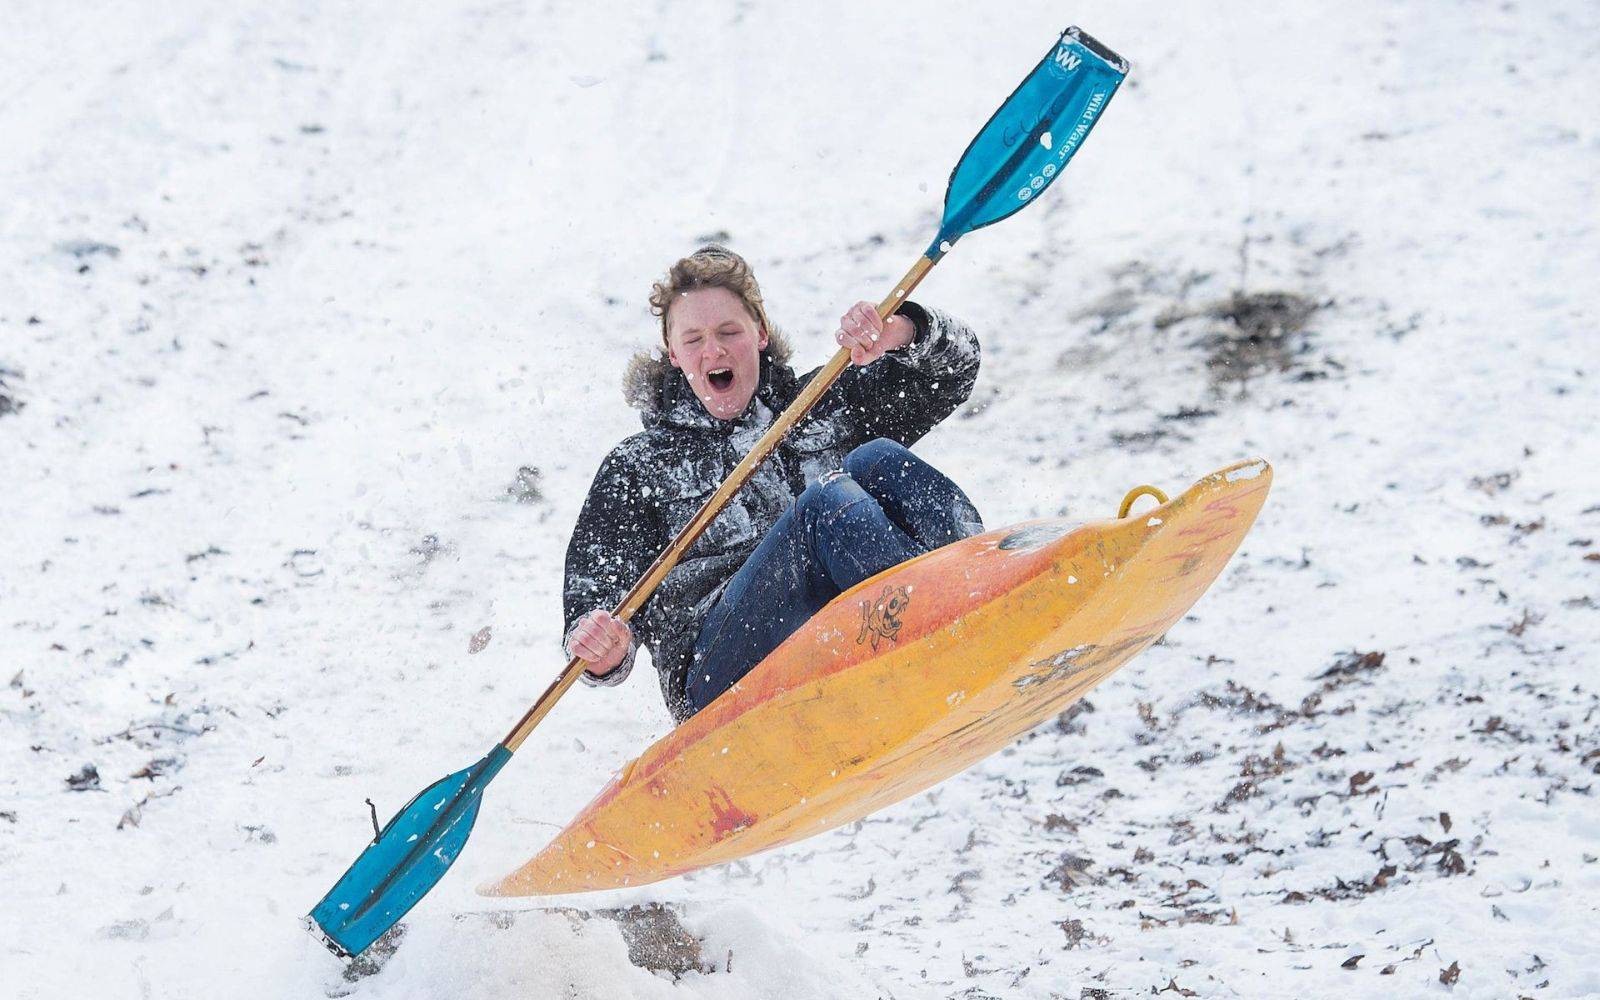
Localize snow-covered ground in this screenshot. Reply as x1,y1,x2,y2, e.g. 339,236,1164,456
3,2,1597,997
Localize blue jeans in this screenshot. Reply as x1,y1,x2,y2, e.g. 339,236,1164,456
686,438,981,714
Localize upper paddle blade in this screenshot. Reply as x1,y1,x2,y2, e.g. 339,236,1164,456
930,27,1129,259
306,746,511,958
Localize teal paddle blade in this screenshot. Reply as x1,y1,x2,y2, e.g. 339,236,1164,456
931,27,1129,260
307,746,511,958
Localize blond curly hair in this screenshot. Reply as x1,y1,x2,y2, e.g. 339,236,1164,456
648,245,775,348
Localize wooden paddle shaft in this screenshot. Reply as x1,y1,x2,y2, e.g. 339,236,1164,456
502,254,938,751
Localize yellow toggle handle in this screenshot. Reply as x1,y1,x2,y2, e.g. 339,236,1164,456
1118,484,1169,518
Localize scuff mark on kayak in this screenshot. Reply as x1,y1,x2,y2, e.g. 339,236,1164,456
705,787,756,841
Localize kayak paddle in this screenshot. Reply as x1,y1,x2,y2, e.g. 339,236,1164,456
307,24,1128,959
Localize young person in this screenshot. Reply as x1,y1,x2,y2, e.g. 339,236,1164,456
563,245,982,722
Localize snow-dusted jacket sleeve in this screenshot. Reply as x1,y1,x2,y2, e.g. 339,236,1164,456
832,301,980,449
562,446,658,685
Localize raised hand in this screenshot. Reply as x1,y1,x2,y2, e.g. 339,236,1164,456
834,301,914,366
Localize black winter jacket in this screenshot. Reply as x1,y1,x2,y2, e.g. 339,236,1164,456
562,301,979,721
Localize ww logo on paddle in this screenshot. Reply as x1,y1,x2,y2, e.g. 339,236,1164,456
1051,45,1081,74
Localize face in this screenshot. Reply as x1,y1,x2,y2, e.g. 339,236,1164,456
665,286,769,421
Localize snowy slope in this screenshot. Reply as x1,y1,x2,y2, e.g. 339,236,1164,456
2,1,1597,998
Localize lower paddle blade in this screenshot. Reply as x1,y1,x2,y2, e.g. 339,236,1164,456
307,746,511,958
931,26,1129,259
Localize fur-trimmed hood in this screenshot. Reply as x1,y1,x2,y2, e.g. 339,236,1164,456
620,328,795,429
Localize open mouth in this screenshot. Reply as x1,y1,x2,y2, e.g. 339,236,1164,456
706,368,734,391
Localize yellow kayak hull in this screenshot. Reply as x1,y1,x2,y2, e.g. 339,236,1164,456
485,459,1272,896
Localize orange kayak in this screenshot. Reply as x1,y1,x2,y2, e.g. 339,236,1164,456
484,459,1272,896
